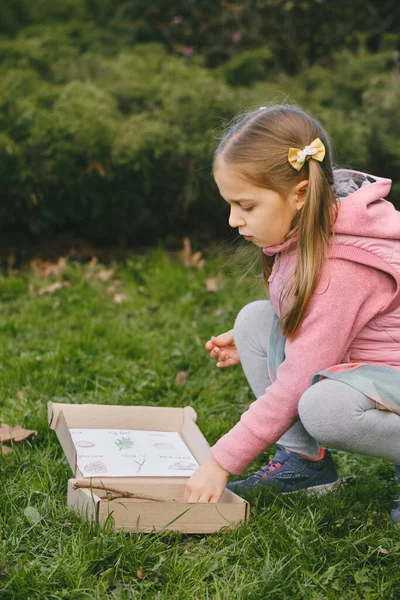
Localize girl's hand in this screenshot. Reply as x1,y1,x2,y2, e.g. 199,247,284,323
184,456,230,503
205,329,240,368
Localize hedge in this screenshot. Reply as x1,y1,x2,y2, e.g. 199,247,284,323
1,38,400,247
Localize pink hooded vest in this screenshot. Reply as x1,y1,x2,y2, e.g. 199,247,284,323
211,169,400,474
267,169,400,367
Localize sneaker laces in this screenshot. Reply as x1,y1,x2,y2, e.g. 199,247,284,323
255,445,291,475
256,458,283,475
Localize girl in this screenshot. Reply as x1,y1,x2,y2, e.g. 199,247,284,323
183,104,400,524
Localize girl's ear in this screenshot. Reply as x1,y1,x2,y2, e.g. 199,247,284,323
293,179,308,210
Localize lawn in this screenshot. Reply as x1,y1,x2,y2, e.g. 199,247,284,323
1,246,399,599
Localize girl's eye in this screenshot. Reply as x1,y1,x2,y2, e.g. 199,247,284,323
242,206,254,212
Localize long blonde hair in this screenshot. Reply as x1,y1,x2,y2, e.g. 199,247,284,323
213,104,339,340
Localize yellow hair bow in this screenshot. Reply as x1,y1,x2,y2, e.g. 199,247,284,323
288,137,326,171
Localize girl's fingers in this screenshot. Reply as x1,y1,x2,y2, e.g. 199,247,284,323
209,493,222,504
217,357,238,368
198,493,212,503
212,332,234,346
187,491,200,503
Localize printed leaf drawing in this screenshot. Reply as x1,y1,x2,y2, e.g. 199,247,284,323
115,436,135,451
169,461,198,470
84,461,107,474
153,443,176,451
75,440,96,448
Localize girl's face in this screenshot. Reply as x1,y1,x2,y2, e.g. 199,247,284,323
213,160,307,248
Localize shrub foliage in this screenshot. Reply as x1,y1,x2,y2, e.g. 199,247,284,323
1,7,400,246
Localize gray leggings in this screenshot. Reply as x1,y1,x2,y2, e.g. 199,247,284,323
234,300,400,464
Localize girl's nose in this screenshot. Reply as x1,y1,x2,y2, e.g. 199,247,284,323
229,208,245,229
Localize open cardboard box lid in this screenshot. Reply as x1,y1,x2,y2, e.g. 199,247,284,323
48,402,250,533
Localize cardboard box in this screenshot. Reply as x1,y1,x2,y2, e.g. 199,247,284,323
48,402,250,533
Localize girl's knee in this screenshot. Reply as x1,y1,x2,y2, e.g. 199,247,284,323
298,381,343,444
298,380,371,447
234,300,271,336
298,384,322,433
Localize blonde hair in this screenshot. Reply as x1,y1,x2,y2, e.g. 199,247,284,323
213,104,339,340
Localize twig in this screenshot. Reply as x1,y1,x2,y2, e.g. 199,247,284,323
72,482,174,503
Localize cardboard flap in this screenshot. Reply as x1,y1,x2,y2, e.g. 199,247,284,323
181,406,210,465
48,402,185,430
55,411,78,475
183,406,197,423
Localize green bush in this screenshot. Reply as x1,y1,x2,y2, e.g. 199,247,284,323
2,0,400,73
1,40,400,247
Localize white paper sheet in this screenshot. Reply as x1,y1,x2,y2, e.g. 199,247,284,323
69,428,199,477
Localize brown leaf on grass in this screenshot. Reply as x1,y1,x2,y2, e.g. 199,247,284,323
96,268,115,282
0,424,37,443
85,257,98,280
213,308,225,317
31,257,68,279
38,281,70,296
378,547,389,555
16,391,26,401
87,160,106,178
1,445,12,456
175,371,187,386
205,274,224,292
106,280,123,295
178,237,206,269
136,567,145,580
28,283,35,297
113,293,126,304
191,251,206,269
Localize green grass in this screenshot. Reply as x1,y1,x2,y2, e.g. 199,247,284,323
1,246,400,600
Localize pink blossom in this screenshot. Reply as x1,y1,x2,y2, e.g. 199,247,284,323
173,16,183,25
183,47,193,56
232,31,242,43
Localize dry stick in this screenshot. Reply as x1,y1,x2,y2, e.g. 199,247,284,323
72,482,175,503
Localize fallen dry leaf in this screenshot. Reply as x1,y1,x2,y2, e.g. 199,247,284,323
1,445,12,456
96,268,115,282
113,293,126,304
175,371,187,386
136,567,145,580
178,237,206,269
28,283,35,297
85,257,99,280
38,281,70,296
205,275,224,293
106,280,123,295
191,251,206,269
0,424,37,443
31,257,68,279
378,547,389,555
87,160,106,178
213,308,225,317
